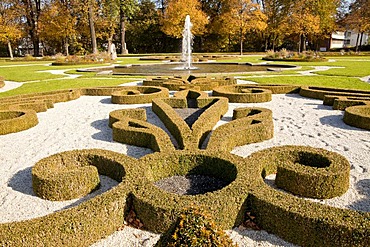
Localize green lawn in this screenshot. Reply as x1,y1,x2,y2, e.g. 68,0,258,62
1,54,370,98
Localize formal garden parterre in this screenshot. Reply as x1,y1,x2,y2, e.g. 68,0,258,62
0,76,369,246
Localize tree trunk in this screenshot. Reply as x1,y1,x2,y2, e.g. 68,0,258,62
64,38,69,56
358,32,364,52
7,41,14,60
240,30,243,55
355,33,360,53
88,2,98,54
120,8,128,55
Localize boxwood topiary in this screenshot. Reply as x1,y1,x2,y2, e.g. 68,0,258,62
109,108,147,127
343,105,370,130
0,109,38,135
207,107,274,152
300,86,370,100
212,85,272,103
111,86,169,104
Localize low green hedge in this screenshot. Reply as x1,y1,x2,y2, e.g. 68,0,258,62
212,85,272,103
274,147,350,199
111,86,169,104
133,150,252,233
143,76,237,91
109,108,147,127
300,86,370,100
1,149,144,246
333,97,370,110
207,107,274,152
0,110,38,135
232,84,300,94
343,105,370,130
112,118,175,152
152,96,228,150
246,145,369,247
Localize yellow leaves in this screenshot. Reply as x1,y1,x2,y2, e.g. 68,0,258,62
161,0,209,38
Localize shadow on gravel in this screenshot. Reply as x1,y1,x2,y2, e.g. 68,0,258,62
8,167,35,196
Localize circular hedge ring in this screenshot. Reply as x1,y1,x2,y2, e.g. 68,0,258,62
273,146,350,199
111,86,169,104
212,85,272,103
0,109,38,135
32,149,133,201
132,150,255,233
343,105,370,130
245,145,368,247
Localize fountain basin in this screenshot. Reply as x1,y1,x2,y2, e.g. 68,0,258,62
113,62,298,76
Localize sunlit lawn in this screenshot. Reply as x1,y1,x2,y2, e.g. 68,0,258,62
1,54,370,98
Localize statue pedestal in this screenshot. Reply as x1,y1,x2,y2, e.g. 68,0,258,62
121,43,129,55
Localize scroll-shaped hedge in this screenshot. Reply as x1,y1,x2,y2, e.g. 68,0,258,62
1,149,143,246
207,107,274,152
109,108,147,127
229,84,300,94
343,105,370,130
143,76,237,91
273,147,350,199
152,95,228,150
246,145,368,247
0,110,38,135
133,150,252,233
212,85,272,103
111,86,169,104
112,118,175,152
300,86,370,100
333,97,370,110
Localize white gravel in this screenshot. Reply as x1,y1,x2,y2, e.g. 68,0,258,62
0,90,369,246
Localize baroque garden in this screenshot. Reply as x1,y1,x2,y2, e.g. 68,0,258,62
0,57,370,246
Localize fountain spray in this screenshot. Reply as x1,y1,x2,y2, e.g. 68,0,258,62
182,15,193,70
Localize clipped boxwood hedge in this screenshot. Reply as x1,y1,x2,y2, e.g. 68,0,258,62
112,118,175,152
343,105,370,130
212,85,272,103
333,97,370,110
274,147,350,199
152,96,228,150
133,150,253,233
207,107,274,152
109,108,147,127
1,149,144,247
300,86,370,100
246,145,369,247
0,110,38,135
111,86,169,104
143,76,237,91
230,84,300,94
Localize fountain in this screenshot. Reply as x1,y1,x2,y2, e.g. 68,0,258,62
182,15,194,70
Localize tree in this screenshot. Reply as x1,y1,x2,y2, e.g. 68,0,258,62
219,0,267,54
161,0,209,39
39,0,77,55
0,0,22,59
119,0,138,54
345,0,370,52
17,0,43,56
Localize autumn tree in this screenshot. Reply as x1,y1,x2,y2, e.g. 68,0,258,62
0,0,22,59
161,0,209,39
119,0,138,54
17,0,43,56
219,0,267,54
345,0,370,52
39,0,77,55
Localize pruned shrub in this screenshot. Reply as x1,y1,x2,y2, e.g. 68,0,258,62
207,107,274,152
212,85,272,103
0,110,38,135
111,86,169,104
343,105,370,130
300,86,370,100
